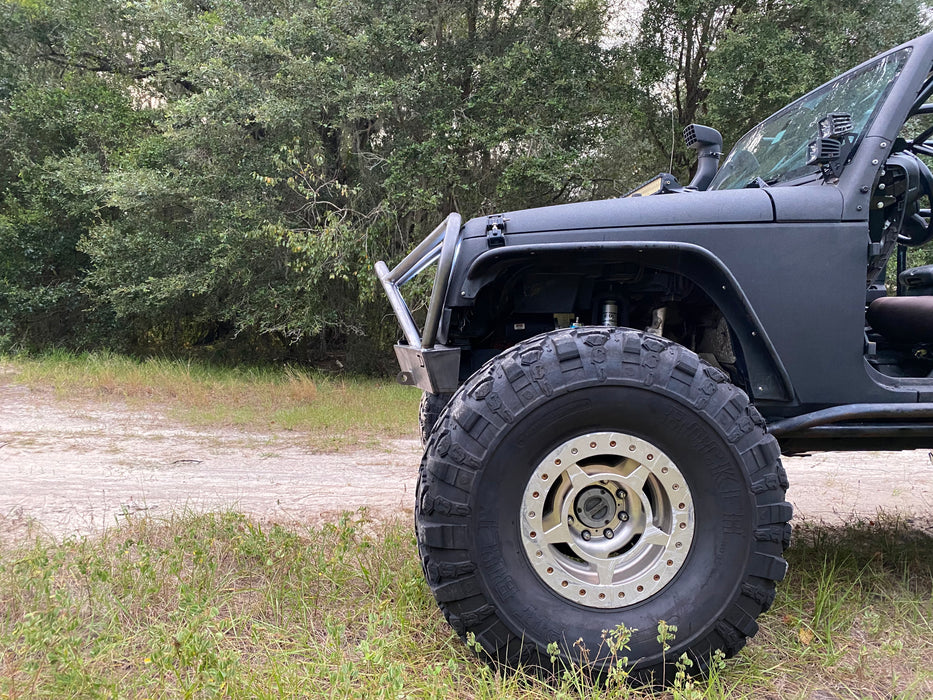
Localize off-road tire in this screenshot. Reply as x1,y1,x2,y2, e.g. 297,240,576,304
419,392,452,447
415,327,791,680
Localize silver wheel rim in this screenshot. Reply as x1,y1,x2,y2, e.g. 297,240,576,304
520,431,695,608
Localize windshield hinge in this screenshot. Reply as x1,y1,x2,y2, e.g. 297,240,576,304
486,215,506,248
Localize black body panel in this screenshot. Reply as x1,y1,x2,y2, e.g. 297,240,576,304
377,31,933,451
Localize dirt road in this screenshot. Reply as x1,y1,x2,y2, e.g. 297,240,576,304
2,383,931,541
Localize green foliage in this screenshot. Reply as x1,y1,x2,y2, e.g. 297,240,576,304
2,0,623,364
0,0,928,366
623,0,928,180
703,0,929,148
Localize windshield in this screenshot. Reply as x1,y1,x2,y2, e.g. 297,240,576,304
709,48,911,190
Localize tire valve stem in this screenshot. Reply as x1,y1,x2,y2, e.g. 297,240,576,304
619,512,629,522
581,530,592,541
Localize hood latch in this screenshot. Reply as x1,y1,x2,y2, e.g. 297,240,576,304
486,215,506,248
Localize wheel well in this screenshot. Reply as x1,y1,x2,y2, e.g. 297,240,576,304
448,260,749,391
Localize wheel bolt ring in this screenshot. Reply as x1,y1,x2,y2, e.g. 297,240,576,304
520,431,695,609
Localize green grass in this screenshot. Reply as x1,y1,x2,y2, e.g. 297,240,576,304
2,351,932,696
1,350,420,449
1,512,931,699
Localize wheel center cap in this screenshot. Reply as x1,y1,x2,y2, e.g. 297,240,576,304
574,486,617,528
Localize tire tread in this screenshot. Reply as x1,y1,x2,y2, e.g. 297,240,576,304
415,327,792,677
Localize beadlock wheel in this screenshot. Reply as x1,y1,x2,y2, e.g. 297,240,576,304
521,431,695,608
415,327,792,679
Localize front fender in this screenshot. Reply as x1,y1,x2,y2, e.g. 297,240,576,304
458,241,794,403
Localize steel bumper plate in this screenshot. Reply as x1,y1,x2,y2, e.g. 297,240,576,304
394,344,461,394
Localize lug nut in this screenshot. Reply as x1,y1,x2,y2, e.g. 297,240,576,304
616,489,626,500
619,512,629,522
581,530,592,541
604,528,614,539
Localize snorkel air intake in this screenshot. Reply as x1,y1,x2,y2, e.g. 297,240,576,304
683,124,723,191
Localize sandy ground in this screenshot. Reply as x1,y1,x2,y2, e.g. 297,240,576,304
1,382,932,542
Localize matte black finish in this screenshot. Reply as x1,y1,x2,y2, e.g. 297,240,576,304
768,403,933,436
377,32,933,453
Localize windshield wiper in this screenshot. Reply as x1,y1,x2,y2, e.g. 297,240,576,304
744,177,772,188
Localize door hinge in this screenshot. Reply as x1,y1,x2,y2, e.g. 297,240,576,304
486,215,506,248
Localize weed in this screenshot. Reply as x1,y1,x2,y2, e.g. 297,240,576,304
0,512,932,698
656,619,678,686
604,623,634,688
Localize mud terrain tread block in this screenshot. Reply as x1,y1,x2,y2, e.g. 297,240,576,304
713,620,749,657
428,460,477,492
419,392,452,447
423,557,476,583
748,551,789,581
741,581,777,611
416,327,791,677
420,492,471,517
755,523,793,547
419,523,470,550
724,605,760,639
432,576,483,603
553,335,583,372
758,502,794,526
445,603,497,631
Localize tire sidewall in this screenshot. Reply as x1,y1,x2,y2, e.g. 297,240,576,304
468,382,756,667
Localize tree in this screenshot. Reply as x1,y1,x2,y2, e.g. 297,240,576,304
620,0,929,182
0,0,928,366
704,0,929,149
1,0,618,363
0,0,155,346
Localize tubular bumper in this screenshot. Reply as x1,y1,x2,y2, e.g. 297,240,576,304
375,213,463,393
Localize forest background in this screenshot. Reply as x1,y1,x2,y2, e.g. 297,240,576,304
0,0,929,371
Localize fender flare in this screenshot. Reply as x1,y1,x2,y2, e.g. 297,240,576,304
458,241,794,402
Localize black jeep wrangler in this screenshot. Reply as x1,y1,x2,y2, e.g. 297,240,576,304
376,32,933,678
